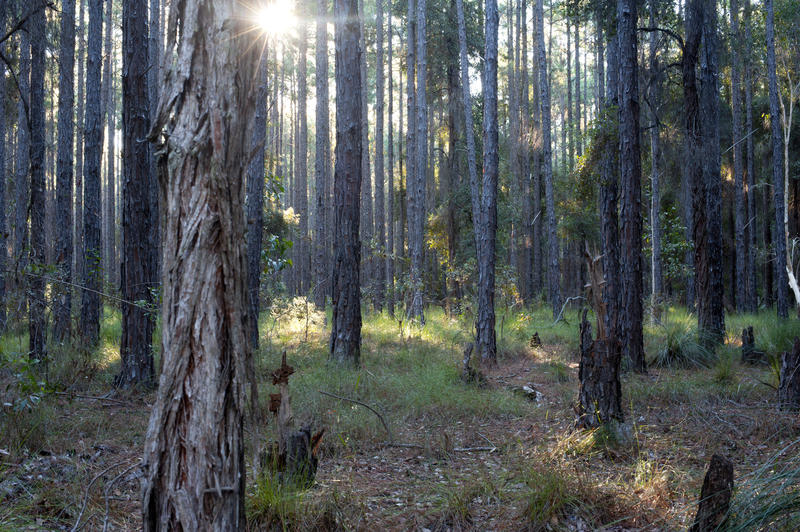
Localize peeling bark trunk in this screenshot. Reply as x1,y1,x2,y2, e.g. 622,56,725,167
141,0,256,527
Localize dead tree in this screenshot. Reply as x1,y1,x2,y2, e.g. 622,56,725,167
740,326,765,365
690,454,733,532
778,337,800,411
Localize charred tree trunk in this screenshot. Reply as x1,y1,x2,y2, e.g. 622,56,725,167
576,311,622,429
81,0,104,348
618,0,646,372
778,337,800,411
28,0,47,361
117,0,156,387
141,0,257,526
329,0,363,365
690,455,733,532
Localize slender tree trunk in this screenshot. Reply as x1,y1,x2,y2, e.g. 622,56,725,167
700,0,725,339
566,23,573,174
766,0,789,317
602,27,621,345
54,0,77,342
406,0,426,323
297,7,309,295
744,0,757,310
314,0,330,309
520,0,533,304
374,0,386,311
649,0,663,304
618,0,645,372
532,10,543,297
359,0,373,296
81,0,104,347
15,26,30,295
148,0,161,281
75,0,86,289
29,0,47,361
537,0,560,318
0,1,7,331
118,0,156,387
102,0,114,289
330,0,363,364
574,19,582,159
730,0,746,312
386,3,395,317
246,52,268,349
475,0,499,363
141,0,256,526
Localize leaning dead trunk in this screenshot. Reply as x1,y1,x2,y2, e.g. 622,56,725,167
141,1,257,528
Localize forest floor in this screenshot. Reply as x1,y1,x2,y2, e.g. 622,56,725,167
1,302,799,530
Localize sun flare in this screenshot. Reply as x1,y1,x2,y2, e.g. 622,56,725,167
253,0,297,37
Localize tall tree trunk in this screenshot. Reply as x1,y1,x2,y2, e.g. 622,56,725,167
0,1,7,331
15,25,30,295
405,0,415,306
601,26,621,345
618,0,646,372
574,19,582,159
359,0,373,296
81,0,104,347
744,0,757,311
118,0,156,387
386,3,395,317
532,9,543,297
330,0,363,364
314,0,330,309
566,23,574,174
102,0,114,289
731,0,746,312
648,0,663,305
520,0,533,304
537,0,560,319
75,0,86,290
298,6,309,295
148,0,161,281
141,0,256,526
765,0,789,318
406,0,426,323
475,0,499,363
374,0,386,311
700,0,725,339
29,0,47,361
246,52,268,349
54,0,77,342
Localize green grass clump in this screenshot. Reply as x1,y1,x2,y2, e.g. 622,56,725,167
651,318,717,369
519,467,581,529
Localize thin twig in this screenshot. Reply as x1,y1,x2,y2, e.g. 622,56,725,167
553,296,585,325
102,462,141,532
319,390,393,442
54,392,130,406
71,461,129,532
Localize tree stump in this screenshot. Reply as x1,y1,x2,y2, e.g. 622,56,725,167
689,454,733,532
778,337,800,411
740,326,766,365
461,343,485,385
576,310,623,429
262,352,324,487
529,332,542,348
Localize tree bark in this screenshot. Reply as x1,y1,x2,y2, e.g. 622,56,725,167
648,0,663,305
477,0,499,364
28,0,47,361
743,0,757,311
329,0,363,365
148,0,161,282
0,1,7,332
576,311,622,429
618,0,646,372
778,338,800,411
386,3,395,317
15,25,30,294
102,0,115,289
536,0,560,319
246,50,268,349
690,455,734,532
407,0,426,323
768,0,790,317
700,0,725,341
141,0,256,526
75,0,86,290
359,0,373,296
81,0,104,347
314,0,330,309
297,4,309,295
731,0,746,312
374,0,386,311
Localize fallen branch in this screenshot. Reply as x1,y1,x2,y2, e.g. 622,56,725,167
553,296,586,326
102,462,141,532
71,461,130,532
55,392,130,407
319,390,393,443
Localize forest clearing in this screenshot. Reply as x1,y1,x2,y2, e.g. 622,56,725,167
1,0,800,528
1,305,799,530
